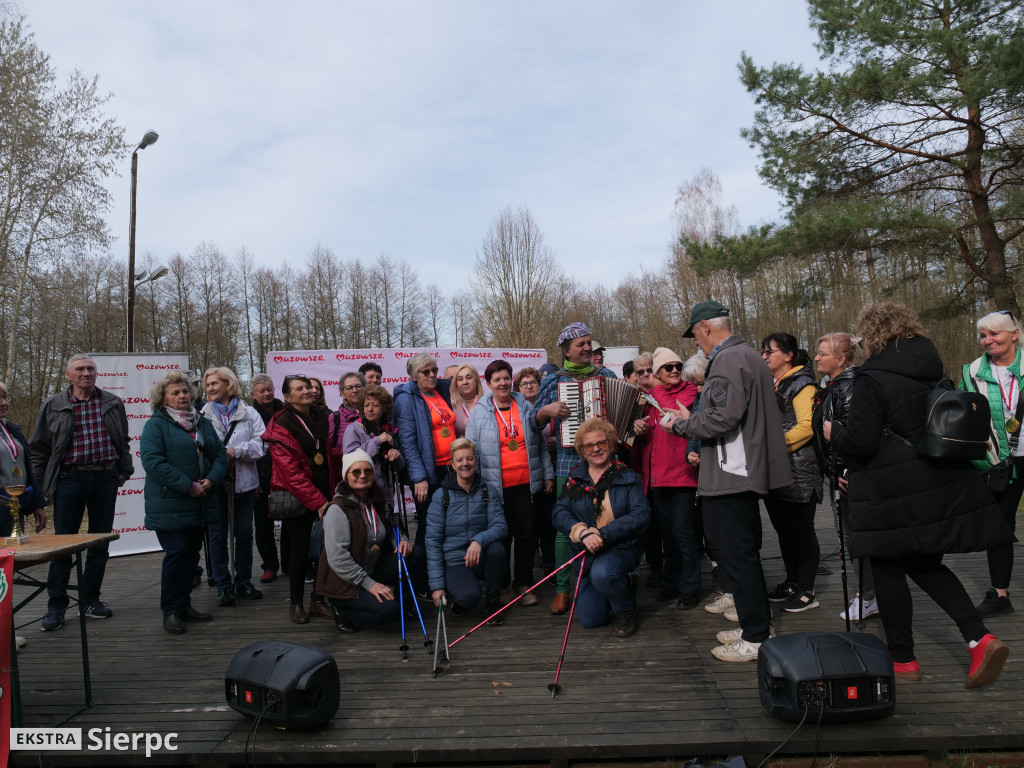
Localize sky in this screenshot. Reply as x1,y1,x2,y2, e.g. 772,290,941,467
22,1,822,289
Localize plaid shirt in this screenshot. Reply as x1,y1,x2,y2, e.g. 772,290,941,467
65,389,119,466
529,366,616,478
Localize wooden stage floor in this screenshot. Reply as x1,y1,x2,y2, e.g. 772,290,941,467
9,505,1023,767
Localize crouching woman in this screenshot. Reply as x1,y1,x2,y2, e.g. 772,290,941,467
553,418,651,637
315,449,411,633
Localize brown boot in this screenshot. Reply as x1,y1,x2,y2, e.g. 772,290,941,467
550,593,570,614
309,598,333,619
289,602,309,624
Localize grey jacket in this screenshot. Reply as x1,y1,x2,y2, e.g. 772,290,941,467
672,335,792,497
465,391,554,496
30,387,133,502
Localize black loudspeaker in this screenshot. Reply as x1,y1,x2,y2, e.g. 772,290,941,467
225,641,340,729
758,632,895,724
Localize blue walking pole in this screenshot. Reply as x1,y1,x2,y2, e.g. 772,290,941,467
394,525,432,653
396,538,409,660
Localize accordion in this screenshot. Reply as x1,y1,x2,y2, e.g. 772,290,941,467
557,377,641,449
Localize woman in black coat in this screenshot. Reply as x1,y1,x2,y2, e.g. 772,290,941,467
811,331,873,620
826,302,1012,688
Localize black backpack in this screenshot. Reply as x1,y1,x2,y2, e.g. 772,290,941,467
887,377,990,461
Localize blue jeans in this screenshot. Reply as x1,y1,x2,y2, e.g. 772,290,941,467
156,527,203,616
330,551,402,628
47,467,119,611
209,488,256,588
572,547,639,628
650,486,701,598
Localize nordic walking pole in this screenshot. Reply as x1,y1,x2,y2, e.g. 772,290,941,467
549,552,587,698
448,550,586,649
396,534,409,660
432,594,450,677
395,529,433,652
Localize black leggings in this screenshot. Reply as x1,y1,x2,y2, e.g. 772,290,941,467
871,553,987,663
284,511,316,603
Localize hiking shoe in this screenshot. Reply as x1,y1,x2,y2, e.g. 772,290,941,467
41,610,65,631
84,601,113,619
485,604,504,626
975,589,1013,618
966,634,1010,689
784,590,820,613
704,592,734,614
767,581,797,603
217,587,236,607
724,605,739,622
677,594,700,611
712,638,761,662
614,610,637,638
717,625,775,645
516,586,538,606
894,660,922,682
841,595,880,620
235,582,263,600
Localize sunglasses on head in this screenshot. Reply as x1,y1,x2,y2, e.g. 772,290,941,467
283,374,307,382
661,363,683,373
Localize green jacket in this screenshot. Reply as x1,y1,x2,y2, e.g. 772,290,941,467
960,348,1023,471
141,409,228,531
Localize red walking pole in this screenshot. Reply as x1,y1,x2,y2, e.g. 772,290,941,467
548,551,587,697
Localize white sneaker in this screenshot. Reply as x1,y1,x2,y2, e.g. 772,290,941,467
15,635,27,648
724,605,739,622
717,626,775,645
841,596,880,620
704,592,734,614
712,638,761,662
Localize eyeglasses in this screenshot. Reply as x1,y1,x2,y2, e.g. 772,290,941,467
343,384,364,392
349,468,374,478
418,367,439,376
661,363,683,373
636,368,653,376
761,349,781,357
518,379,538,387
581,438,610,454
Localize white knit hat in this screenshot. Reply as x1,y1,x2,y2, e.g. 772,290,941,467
652,347,683,374
341,449,373,478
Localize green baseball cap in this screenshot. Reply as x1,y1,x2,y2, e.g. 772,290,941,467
683,300,730,338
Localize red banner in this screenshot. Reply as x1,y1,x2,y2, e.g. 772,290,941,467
1,549,13,767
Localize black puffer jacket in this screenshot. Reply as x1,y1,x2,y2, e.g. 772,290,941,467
812,365,858,479
830,336,1012,559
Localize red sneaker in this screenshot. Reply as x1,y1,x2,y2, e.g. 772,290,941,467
893,660,921,681
966,634,1010,689
259,569,276,583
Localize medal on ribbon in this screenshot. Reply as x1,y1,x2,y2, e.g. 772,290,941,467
1007,418,1021,434
313,452,325,465
507,439,519,451
11,466,22,479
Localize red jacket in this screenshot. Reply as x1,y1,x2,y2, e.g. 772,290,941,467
263,412,329,512
634,380,699,489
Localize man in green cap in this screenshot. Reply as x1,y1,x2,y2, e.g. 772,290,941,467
661,301,791,662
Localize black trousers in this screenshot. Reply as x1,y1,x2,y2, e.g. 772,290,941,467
284,510,316,603
703,493,771,643
253,491,281,573
764,496,820,592
871,553,988,663
502,484,535,588
986,465,1024,590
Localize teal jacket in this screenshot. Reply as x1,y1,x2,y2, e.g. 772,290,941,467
141,409,229,531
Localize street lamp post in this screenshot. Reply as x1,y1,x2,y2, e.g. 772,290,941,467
127,129,160,353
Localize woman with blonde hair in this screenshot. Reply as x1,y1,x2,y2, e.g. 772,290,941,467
827,302,1011,687
201,367,267,606
960,310,1024,617
450,364,484,439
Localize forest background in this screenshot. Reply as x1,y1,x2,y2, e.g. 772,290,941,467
3,1,1023,432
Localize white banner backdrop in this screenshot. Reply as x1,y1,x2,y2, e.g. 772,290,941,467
90,352,190,556
265,347,548,409
601,346,639,379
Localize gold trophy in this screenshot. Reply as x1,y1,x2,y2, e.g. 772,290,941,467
3,484,29,546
